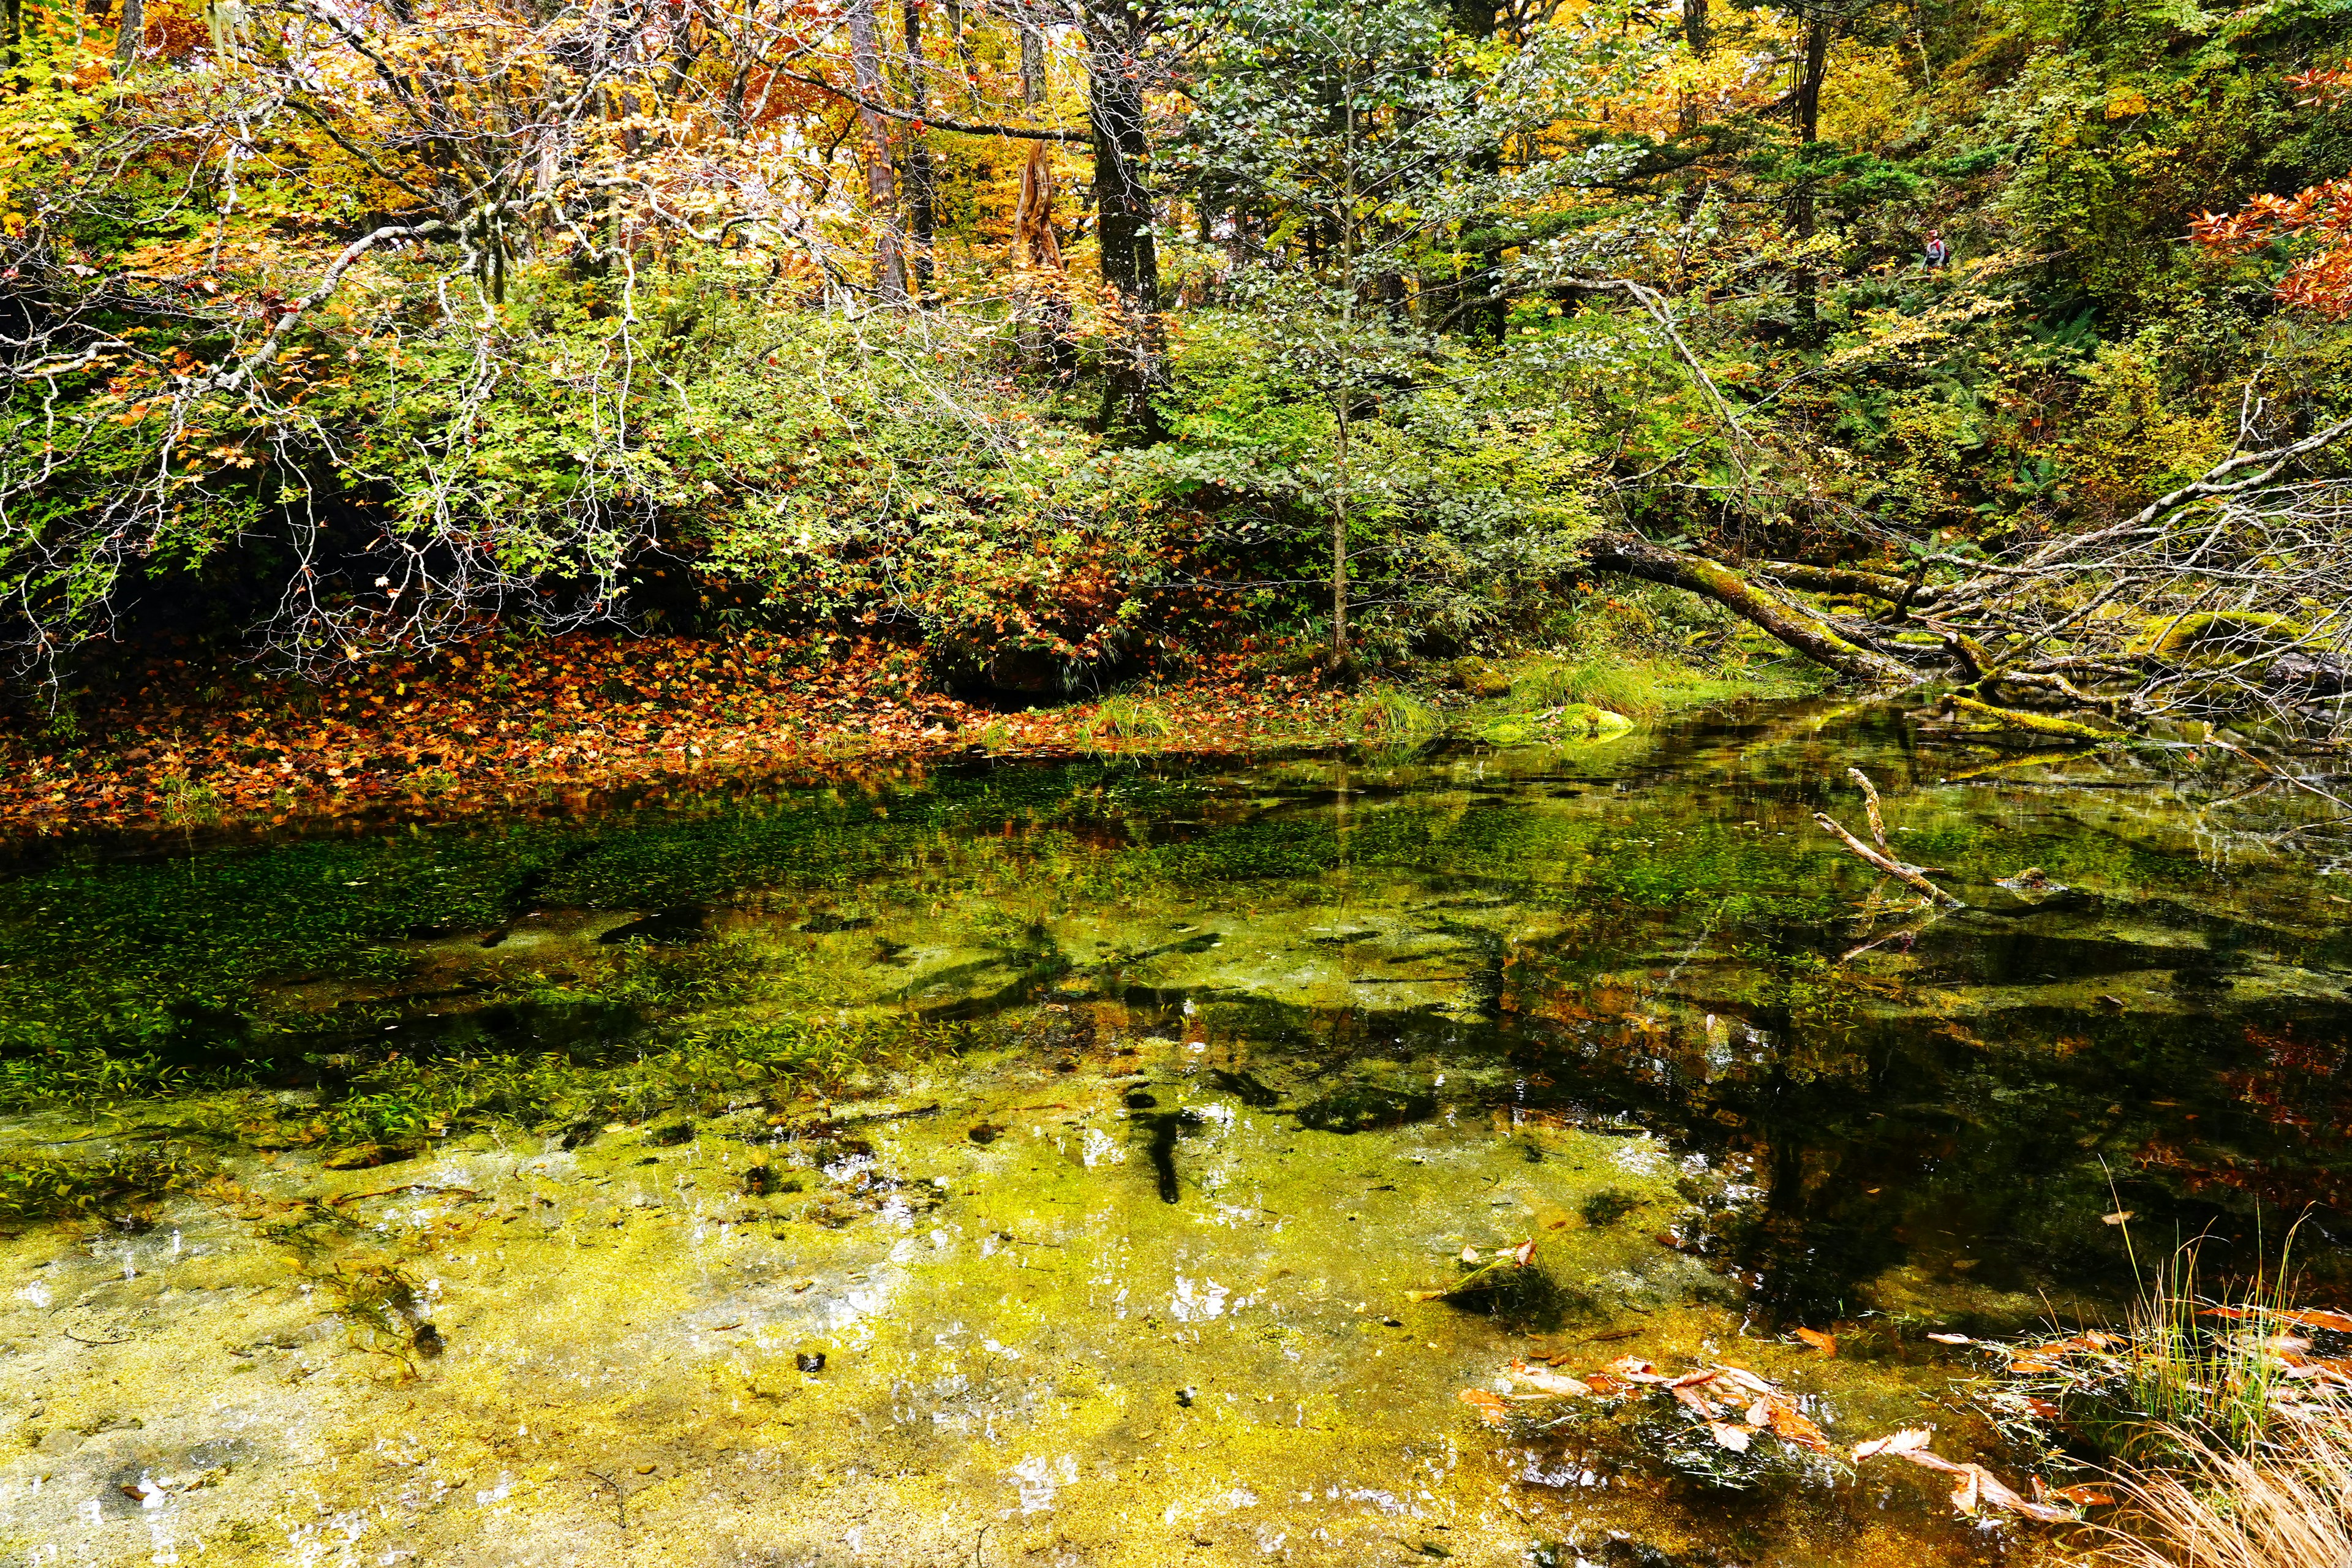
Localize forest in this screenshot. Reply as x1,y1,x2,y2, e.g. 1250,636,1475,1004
1,0,2348,756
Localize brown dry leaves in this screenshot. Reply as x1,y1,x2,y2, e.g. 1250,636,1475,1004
1467,1351,2086,1528
1,635,1349,836
1851,1428,2074,1523
1468,1353,1831,1456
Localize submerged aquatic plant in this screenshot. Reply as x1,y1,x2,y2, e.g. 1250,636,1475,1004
0,1044,217,1114
0,1142,214,1222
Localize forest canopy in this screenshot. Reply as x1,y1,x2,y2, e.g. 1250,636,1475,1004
2,0,2351,739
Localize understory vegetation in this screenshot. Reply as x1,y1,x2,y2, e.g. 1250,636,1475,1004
0,0,2346,760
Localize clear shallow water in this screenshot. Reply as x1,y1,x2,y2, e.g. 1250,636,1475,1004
2,701,2348,1566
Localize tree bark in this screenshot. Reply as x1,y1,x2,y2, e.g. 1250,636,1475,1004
848,0,910,306
1010,140,1071,371
1085,0,1162,439
1332,410,1351,666
1585,535,1917,684
1020,0,1044,108
1756,560,1940,606
1677,0,1708,132
902,0,937,300
112,0,141,66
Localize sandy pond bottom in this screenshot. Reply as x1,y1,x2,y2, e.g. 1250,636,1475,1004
5,1027,2026,1568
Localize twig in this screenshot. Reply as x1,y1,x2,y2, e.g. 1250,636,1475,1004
1815,812,1963,908
1815,771,1962,908
1847,767,1888,850
584,1468,628,1531
64,1329,132,1346
1839,921,1931,962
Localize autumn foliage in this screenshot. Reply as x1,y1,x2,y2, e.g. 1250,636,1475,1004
2193,64,2352,317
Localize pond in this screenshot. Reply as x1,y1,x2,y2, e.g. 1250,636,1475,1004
2,700,2348,1567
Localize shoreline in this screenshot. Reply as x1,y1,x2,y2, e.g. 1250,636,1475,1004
0,631,1354,840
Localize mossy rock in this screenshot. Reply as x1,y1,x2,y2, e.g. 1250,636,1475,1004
1449,657,1512,698
1478,703,1634,747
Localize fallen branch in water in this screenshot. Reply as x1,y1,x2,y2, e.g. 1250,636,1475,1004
1948,696,2116,742
1815,769,1964,910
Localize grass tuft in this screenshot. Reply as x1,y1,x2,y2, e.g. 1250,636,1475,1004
1085,693,1174,745
2097,1404,2352,1568
1508,656,1672,722
1989,1228,2327,1466
1345,685,1441,752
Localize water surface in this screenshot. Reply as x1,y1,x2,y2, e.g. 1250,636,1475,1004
4,701,2347,1566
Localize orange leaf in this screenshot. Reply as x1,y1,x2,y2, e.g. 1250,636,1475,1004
1793,1327,1837,1357
1458,1388,1511,1428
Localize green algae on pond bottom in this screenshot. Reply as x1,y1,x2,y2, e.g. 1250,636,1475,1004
2,701,2348,1565
1,1038,2027,1567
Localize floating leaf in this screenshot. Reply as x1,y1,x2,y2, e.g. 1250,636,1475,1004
1753,1395,1831,1454
1506,1359,1593,1397
1458,1388,1512,1428
1852,1428,1935,1461
1793,1327,1837,1357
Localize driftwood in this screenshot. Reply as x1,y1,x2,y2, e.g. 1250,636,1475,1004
1814,768,1962,909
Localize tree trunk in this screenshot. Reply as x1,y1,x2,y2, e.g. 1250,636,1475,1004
903,0,937,300
1332,409,1351,666
1010,140,1071,371
1585,535,1916,684
1020,1,1044,109
946,0,979,107
849,0,910,306
112,0,141,66
1790,17,1827,323
1086,2,1162,440
1677,0,1709,131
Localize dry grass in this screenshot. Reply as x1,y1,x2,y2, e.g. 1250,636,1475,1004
2096,1405,2352,1567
